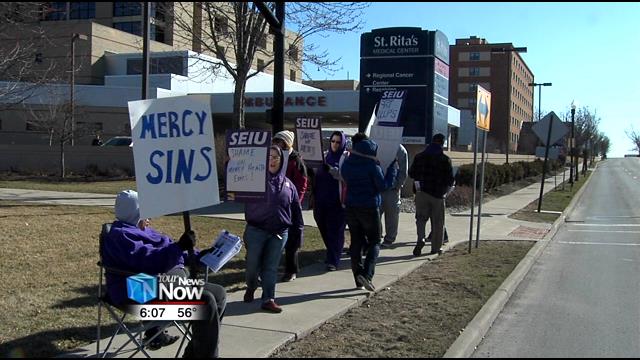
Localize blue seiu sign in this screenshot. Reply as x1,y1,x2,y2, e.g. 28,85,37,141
225,129,271,202
127,95,220,220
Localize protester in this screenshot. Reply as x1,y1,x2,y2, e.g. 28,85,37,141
313,131,348,271
379,144,408,248
102,190,227,357
408,133,454,257
243,145,304,313
272,130,308,282
340,133,397,291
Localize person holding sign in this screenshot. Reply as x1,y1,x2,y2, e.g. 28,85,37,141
102,190,227,357
408,133,455,257
340,133,398,292
379,144,408,248
272,130,308,283
243,145,304,313
313,131,348,271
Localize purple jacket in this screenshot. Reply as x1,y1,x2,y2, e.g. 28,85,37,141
245,159,304,236
102,221,191,305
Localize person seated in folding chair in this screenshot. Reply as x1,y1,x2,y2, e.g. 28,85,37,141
102,190,227,357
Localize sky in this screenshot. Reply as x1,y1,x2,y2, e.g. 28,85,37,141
301,2,640,157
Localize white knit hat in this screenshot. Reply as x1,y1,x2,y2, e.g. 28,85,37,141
115,190,140,226
273,130,295,149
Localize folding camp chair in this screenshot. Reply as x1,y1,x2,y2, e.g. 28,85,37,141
96,223,193,358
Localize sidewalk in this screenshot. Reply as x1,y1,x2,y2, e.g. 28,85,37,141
0,171,569,358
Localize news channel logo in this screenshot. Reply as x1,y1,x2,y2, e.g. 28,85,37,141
125,273,208,320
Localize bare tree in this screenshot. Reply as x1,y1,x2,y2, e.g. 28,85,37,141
0,2,58,108
626,126,640,156
24,86,90,178
169,2,369,129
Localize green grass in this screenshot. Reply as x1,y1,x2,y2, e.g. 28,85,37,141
0,201,329,358
510,170,592,223
0,179,137,194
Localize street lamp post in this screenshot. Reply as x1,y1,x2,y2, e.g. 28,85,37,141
528,82,552,122
569,101,576,188
491,46,527,163
70,33,87,146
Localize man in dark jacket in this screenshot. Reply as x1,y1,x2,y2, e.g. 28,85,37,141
408,133,454,257
340,133,397,292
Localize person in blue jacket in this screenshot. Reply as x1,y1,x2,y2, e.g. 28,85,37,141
340,133,397,292
102,190,227,357
313,131,348,271
243,145,304,313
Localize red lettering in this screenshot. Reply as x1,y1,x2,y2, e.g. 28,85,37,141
245,97,254,107
285,97,294,106
256,97,264,107
318,96,327,107
295,97,305,106
306,96,316,106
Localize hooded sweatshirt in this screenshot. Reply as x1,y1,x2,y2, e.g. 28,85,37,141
245,148,304,235
340,139,397,208
313,131,347,207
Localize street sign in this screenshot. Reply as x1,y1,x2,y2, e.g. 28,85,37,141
536,146,559,160
532,112,569,146
476,85,491,131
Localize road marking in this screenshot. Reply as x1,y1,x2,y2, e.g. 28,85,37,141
622,259,634,262
559,241,640,246
571,224,640,227
567,229,640,234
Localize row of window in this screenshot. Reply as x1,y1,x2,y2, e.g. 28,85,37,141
113,22,165,42
42,2,165,21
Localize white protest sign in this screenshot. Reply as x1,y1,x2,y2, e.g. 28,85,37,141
225,130,271,202
369,125,404,175
376,90,406,124
128,95,219,220
295,117,323,166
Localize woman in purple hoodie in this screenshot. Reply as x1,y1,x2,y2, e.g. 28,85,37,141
313,131,347,271
243,145,304,313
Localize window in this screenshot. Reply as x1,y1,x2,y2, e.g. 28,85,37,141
257,58,265,71
469,67,480,76
151,24,165,43
290,69,296,82
288,45,299,61
214,16,228,34
126,56,186,76
114,21,141,36
114,2,141,17
70,2,95,19
470,52,480,61
257,35,267,50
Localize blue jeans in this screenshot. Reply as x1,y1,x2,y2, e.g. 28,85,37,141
244,225,288,303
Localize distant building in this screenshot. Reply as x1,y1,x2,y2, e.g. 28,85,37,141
449,36,534,154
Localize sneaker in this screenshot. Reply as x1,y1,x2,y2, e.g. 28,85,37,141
380,240,394,249
145,329,179,350
429,249,443,256
281,273,297,282
356,274,375,292
413,241,425,257
356,286,366,290
326,264,337,271
261,300,283,313
243,288,255,303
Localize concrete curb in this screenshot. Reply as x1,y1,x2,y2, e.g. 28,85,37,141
443,164,598,358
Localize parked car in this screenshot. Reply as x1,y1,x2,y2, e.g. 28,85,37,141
101,136,132,147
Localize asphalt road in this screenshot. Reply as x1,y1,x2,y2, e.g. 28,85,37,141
473,157,640,358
